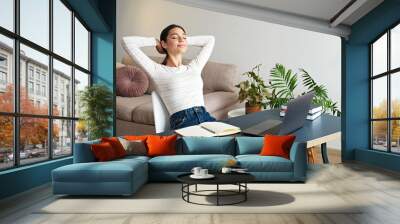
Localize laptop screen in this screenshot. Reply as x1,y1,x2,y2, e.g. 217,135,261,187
278,92,315,135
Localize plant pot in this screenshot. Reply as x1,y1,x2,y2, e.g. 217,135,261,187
245,102,262,114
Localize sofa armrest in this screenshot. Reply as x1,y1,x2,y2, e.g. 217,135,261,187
73,140,100,163
289,142,307,182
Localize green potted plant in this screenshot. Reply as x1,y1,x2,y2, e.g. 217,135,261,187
267,64,341,116
235,64,270,114
79,84,113,140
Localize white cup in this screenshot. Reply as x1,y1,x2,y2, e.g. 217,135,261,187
221,167,232,174
200,169,208,176
191,167,202,176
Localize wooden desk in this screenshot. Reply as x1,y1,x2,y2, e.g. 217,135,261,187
224,109,341,164
162,109,341,164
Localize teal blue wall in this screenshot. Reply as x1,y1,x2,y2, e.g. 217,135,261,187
0,0,116,200
343,0,400,171
0,158,72,199
91,0,116,136
92,32,115,136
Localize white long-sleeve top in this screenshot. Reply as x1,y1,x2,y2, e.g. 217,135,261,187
121,35,215,115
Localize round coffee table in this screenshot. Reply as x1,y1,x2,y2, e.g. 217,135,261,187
177,173,255,206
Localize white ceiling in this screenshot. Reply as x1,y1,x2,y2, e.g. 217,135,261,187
225,0,384,26
167,0,384,38
225,0,352,23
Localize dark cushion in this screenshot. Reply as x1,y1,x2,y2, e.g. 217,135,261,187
116,65,149,97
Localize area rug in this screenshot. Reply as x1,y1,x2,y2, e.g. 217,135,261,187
37,183,362,214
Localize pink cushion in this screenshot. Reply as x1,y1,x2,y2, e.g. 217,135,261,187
117,66,149,97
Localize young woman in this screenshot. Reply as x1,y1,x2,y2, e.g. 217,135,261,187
122,24,217,130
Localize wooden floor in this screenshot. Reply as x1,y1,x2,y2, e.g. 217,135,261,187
1,150,400,224
312,147,342,164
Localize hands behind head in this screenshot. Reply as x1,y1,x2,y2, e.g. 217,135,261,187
156,39,166,54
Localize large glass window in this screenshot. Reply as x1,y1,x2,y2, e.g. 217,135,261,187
53,59,72,117
74,18,89,70
372,34,387,77
0,0,91,169
74,69,89,118
53,119,72,158
0,116,13,169
370,23,400,153
53,0,72,60
0,0,14,32
19,117,49,165
391,24,400,70
20,0,49,49
20,44,49,116
0,35,14,113
372,77,387,119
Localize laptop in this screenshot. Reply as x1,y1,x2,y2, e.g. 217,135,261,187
242,92,315,136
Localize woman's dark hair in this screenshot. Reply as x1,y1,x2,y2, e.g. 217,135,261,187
160,24,186,65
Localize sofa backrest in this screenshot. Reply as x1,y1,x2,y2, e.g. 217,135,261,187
73,139,100,163
74,136,301,162
121,55,239,94
235,137,304,160
235,137,264,155
74,137,237,163
177,136,236,155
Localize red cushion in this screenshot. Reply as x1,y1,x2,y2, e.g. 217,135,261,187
91,142,118,162
259,134,296,159
124,135,149,141
101,137,127,158
146,135,177,157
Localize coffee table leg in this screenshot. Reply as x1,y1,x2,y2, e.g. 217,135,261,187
217,184,219,206
195,184,198,192
188,184,191,202
245,183,247,201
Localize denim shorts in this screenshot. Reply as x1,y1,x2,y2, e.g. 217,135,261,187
170,106,216,130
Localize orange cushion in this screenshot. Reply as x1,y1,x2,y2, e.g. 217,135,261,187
259,134,296,159
124,135,149,141
146,135,177,157
101,137,127,158
91,142,118,162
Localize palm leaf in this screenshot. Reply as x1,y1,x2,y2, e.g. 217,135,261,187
269,64,297,100
300,68,318,90
300,68,341,116
301,69,328,98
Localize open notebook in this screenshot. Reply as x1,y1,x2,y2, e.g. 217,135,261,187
174,122,241,137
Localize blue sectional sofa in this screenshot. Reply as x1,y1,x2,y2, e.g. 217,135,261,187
52,136,307,196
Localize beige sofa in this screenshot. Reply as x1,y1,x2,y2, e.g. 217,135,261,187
116,56,243,136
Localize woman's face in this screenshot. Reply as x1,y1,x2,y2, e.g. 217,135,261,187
161,27,187,55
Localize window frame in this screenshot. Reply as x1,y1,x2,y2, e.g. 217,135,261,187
0,71,7,85
370,20,400,154
0,53,8,88
0,0,92,171
0,53,7,68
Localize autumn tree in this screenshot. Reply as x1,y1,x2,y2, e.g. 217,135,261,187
0,85,14,150
0,84,60,152
372,99,400,144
